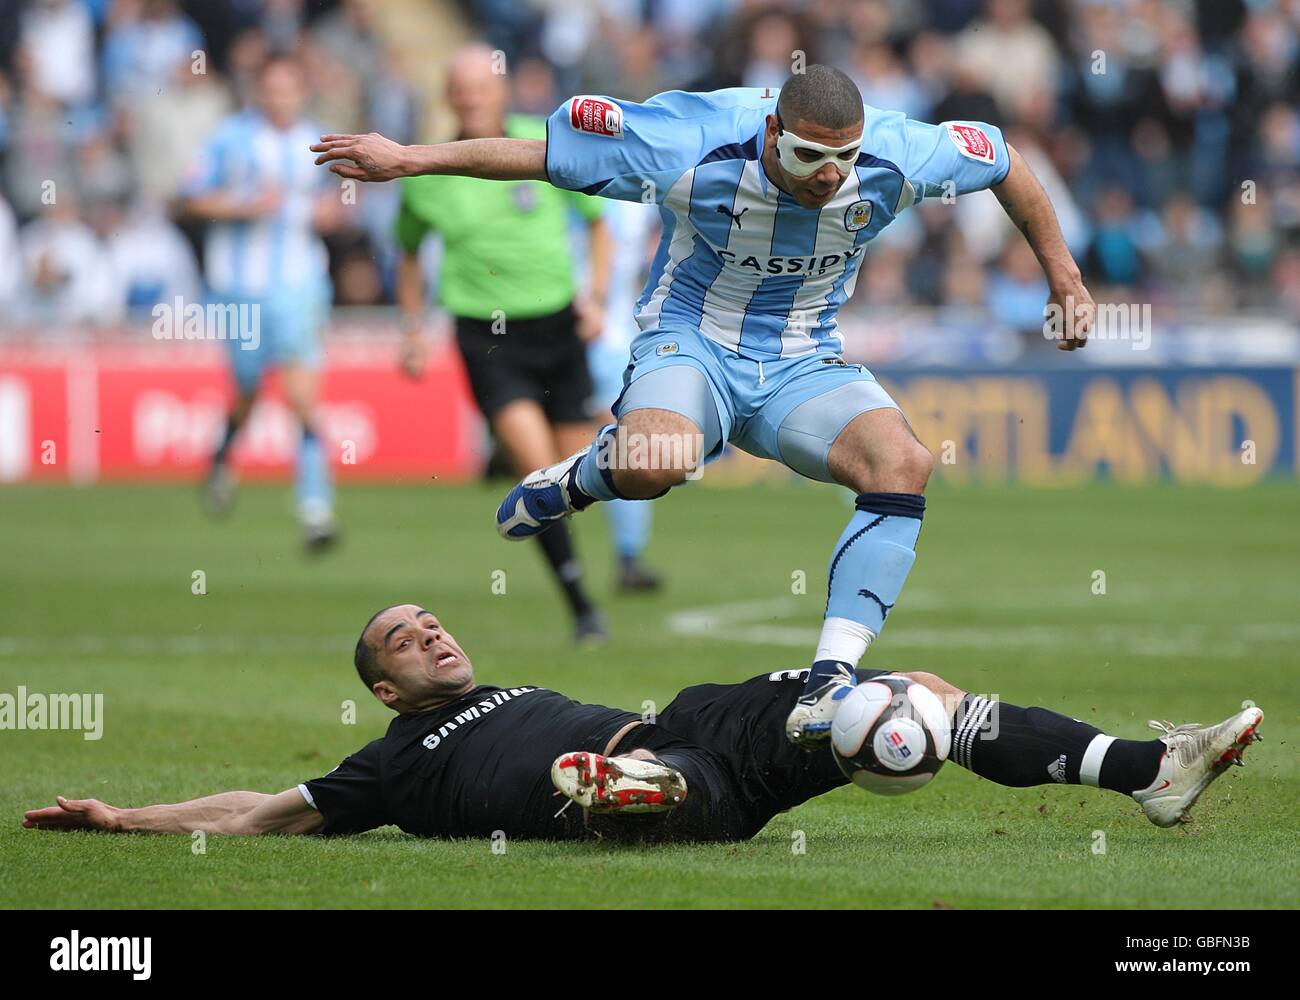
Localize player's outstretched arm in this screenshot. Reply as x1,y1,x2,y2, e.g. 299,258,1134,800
22,788,323,837
311,132,547,184
991,144,1096,351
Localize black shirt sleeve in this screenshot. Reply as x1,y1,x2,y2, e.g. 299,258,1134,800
301,738,387,835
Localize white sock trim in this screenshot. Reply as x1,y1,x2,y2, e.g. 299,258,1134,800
954,696,995,769
814,617,876,667
1079,734,1116,787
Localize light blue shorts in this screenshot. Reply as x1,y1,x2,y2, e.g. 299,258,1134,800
612,325,900,484
224,285,330,392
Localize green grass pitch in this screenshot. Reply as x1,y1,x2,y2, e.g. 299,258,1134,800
1,478,1295,908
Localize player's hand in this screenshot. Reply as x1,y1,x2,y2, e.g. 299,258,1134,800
246,187,283,219
23,796,122,832
574,293,605,344
311,133,410,182
1046,273,1095,352
399,333,427,379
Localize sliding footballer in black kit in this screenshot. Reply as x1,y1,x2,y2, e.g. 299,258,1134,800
299,658,873,843
22,604,1262,842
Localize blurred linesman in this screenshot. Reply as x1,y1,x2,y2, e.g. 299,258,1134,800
182,55,344,552
397,45,649,643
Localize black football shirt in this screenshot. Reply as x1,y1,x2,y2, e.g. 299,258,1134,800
301,685,638,839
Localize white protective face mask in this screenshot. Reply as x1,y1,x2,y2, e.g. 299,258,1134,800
774,115,863,178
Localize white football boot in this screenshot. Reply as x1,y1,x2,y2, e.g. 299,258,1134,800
299,499,339,555
1132,706,1264,828
784,663,858,749
550,751,687,814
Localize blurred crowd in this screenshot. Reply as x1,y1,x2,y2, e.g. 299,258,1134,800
485,0,1300,329
0,0,419,326
1,0,1297,334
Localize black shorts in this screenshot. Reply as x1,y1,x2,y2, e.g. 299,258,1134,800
454,305,594,425
600,667,890,843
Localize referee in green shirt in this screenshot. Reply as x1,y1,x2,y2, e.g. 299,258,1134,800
396,45,611,644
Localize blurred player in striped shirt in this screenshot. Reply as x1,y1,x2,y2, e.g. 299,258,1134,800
183,55,344,552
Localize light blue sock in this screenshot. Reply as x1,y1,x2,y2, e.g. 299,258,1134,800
804,492,926,694
295,426,333,517
574,424,624,502
604,498,651,558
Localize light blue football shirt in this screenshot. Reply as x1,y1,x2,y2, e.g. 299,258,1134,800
182,110,333,299
546,88,1011,361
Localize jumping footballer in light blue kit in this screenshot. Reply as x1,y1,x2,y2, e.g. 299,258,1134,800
312,64,1096,747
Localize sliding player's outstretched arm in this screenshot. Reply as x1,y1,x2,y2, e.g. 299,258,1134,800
311,132,547,183
23,787,323,836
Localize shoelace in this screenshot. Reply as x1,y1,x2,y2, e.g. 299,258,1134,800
1147,719,1211,766
553,794,577,820
804,663,856,700
1147,719,1202,737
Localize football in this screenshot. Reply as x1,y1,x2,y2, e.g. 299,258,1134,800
831,676,953,795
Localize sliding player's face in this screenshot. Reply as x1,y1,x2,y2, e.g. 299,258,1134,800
766,114,863,209
371,605,474,707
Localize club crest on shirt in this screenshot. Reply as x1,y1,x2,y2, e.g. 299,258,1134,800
945,123,996,164
569,96,624,139
656,342,679,356
844,199,873,231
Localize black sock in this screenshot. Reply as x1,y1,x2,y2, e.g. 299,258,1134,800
536,522,594,618
212,415,240,466
564,460,597,510
951,694,1165,794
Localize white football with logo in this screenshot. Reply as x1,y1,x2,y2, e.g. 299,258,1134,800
831,675,952,796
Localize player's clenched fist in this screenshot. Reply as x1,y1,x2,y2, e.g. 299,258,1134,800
311,132,409,182
1046,275,1096,351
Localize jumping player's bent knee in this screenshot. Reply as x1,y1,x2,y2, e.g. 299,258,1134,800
610,407,708,499
896,440,935,492
830,411,934,494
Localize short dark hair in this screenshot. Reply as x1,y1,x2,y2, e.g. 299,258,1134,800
354,607,392,691
777,64,864,133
